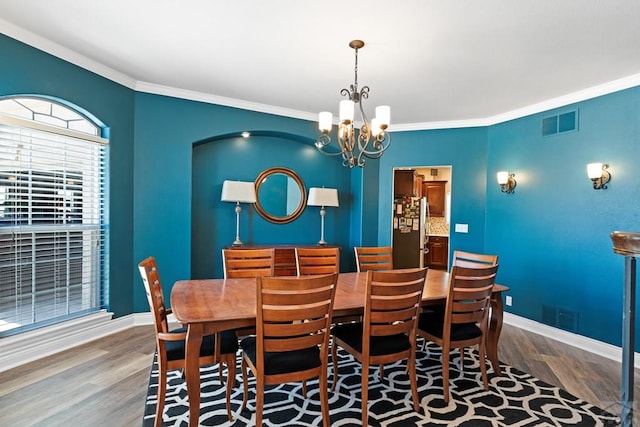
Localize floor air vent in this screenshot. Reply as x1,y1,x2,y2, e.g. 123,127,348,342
541,305,579,333
542,110,578,136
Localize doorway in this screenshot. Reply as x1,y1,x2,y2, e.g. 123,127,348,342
391,166,451,270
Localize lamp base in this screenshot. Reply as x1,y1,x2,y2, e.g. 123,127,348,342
232,240,243,247
317,240,328,246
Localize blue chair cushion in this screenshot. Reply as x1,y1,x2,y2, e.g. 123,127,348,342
418,310,481,341
331,322,411,356
165,328,239,361
240,336,321,375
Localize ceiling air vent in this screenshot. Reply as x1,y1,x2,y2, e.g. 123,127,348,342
542,110,578,136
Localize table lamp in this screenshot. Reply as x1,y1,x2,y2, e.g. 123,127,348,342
221,180,256,246
307,187,339,245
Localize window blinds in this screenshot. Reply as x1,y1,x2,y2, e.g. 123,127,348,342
0,114,109,336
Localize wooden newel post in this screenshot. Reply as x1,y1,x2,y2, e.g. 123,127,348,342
611,231,640,427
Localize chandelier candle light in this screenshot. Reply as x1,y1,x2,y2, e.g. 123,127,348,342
316,40,391,168
307,187,339,246
221,180,257,246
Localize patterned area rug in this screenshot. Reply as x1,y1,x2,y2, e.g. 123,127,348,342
143,342,619,426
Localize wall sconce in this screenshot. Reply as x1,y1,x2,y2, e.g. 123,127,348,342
307,187,339,245
587,163,611,190
221,180,257,246
497,171,517,194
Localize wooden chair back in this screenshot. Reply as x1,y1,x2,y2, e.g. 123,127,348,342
452,250,498,268
445,264,499,330
295,247,339,275
138,256,171,335
222,248,275,278
354,246,393,272
256,273,337,366
363,268,427,354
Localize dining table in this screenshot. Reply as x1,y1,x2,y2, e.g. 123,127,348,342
170,269,509,426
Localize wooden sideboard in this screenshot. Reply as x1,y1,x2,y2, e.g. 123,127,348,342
230,245,340,276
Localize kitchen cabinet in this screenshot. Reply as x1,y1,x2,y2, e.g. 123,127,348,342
394,169,422,197
422,181,446,217
425,236,448,269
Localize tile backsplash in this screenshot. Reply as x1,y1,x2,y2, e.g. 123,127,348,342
427,216,449,236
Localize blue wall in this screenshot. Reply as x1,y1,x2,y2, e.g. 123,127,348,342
485,89,640,346
3,33,640,349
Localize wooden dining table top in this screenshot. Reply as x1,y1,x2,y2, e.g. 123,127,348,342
171,269,509,328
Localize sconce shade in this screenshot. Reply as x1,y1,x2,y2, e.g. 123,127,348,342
587,163,603,180
496,171,509,185
586,163,611,190
307,188,339,207
221,180,256,203
496,171,516,194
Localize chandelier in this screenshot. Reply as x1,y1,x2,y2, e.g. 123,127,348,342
315,40,391,168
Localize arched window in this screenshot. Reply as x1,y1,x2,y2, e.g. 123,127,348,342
0,96,109,336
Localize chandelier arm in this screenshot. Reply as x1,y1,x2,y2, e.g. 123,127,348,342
359,133,392,159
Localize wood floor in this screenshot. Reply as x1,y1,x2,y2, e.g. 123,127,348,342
0,323,633,426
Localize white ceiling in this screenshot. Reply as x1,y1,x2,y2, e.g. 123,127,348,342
1,0,640,129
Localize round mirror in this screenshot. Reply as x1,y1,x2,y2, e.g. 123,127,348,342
254,167,306,224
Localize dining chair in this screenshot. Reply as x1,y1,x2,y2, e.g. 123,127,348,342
422,250,498,320
417,263,499,403
239,273,338,427
354,246,393,272
331,267,428,426
295,246,340,275
222,248,276,278
138,256,239,425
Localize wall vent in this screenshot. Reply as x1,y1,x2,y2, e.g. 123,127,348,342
542,110,578,136
540,305,579,333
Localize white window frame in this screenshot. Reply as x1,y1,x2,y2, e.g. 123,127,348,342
0,97,109,336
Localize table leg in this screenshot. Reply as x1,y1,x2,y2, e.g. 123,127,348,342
185,323,203,427
487,292,504,375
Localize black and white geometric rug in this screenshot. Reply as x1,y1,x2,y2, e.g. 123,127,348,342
143,342,619,426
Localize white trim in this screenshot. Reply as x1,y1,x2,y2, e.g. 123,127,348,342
503,312,640,368
135,81,317,122
0,311,122,372
4,15,640,130
0,113,108,144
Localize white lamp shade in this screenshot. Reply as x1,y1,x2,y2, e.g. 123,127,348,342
587,163,603,179
496,171,509,185
339,100,355,123
319,111,333,132
307,187,339,207
371,118,382,136
221,180,256,203
375,105,390,127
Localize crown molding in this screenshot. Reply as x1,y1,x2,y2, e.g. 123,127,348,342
4,18,640,130
135,81,317,122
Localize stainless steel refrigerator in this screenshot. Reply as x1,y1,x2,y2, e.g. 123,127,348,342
392,196,428,269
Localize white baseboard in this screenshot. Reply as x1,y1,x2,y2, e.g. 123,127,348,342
0,310,635,372
503,312,640,368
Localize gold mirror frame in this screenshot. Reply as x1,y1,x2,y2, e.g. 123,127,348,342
254,167,306,224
